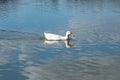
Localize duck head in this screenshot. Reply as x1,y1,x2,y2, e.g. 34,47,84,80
66,31,75,37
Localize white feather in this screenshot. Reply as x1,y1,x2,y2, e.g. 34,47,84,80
44,31,73,40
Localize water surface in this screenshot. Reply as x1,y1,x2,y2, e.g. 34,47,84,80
0,0,120,80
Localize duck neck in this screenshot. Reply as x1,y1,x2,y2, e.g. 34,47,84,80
65,34,69,40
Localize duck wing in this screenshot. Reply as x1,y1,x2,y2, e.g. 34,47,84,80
44,32,62,40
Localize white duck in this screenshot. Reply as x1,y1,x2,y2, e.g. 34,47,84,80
44,31,74,41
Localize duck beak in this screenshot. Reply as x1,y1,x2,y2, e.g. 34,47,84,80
69,33,75,37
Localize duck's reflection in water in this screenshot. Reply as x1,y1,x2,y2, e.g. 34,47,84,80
44,40,74,48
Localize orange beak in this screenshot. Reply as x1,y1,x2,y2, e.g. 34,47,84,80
69,33,75,37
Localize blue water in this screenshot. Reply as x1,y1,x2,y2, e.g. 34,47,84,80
0,0,120,80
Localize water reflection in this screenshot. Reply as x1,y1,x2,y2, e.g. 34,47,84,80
0,0,120,19
44,39,74,48
0,0,120,80
0,30,120,80
20,55,120,80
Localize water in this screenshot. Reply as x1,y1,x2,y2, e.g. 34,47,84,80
0,0,120,80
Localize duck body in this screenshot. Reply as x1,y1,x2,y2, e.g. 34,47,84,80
44,31,74,41
44,32,66,40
